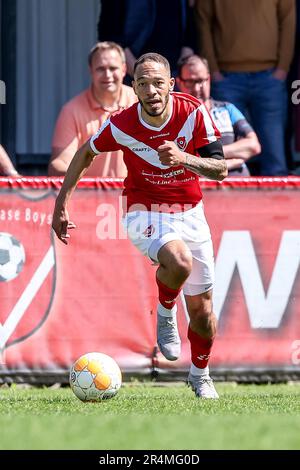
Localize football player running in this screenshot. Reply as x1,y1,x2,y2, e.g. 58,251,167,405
52,53,227,399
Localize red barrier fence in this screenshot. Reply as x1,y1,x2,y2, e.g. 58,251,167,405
0,177,300,383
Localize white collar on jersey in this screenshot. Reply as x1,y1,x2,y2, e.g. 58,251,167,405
137,95,173,132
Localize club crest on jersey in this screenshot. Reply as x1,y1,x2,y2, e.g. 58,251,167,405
176,136,187,151
143,224,155,238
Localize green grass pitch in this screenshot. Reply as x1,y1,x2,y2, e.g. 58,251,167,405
0,382,300,450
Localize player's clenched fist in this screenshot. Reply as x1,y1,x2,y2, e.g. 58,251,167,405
157,140,186,166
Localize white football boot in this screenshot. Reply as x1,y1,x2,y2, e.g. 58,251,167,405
157,313,181,361
188,373,219,399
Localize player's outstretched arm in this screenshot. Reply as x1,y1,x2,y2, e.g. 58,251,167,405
52,140,97,244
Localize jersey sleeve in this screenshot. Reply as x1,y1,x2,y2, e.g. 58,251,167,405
193,104,221,149
226,103,254,138
90,118,121,154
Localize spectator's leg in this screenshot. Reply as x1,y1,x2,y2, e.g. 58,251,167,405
248,70,288,176
211,72,248,116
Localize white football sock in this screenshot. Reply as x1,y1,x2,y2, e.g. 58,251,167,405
157,302,177,318
190,364,210,378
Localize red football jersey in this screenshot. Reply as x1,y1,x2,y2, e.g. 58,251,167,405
90,92,221,212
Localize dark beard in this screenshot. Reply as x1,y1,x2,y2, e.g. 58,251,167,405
139,95,169,117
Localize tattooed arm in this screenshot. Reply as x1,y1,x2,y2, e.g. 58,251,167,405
184,154,227,181
157,140,228,181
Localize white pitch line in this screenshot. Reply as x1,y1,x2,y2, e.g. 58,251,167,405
0,246,55,349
